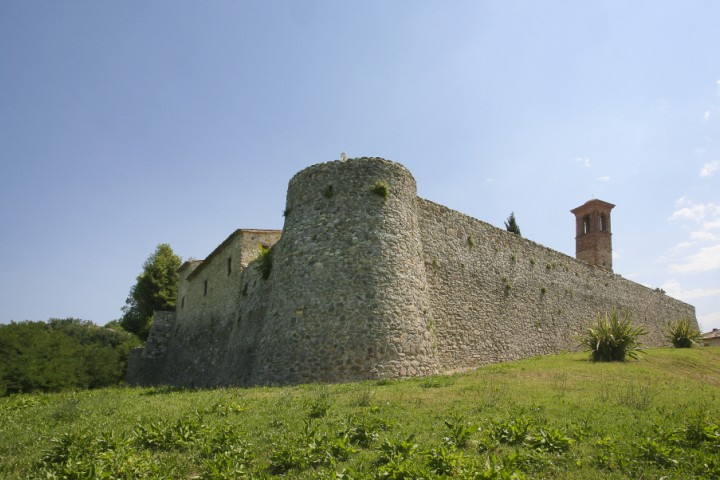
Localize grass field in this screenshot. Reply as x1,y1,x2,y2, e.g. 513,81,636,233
1,347,719,479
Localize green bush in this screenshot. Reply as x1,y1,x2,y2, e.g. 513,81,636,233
253,244,274,280
665,318,702,348
579,309,647,362
371,180,390,199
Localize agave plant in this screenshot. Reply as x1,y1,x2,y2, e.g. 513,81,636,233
579,308,647,362
665,318,702,348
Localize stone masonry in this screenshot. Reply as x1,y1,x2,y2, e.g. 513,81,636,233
127,157,698,387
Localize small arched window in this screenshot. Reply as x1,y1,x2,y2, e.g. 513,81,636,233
583,215,591,234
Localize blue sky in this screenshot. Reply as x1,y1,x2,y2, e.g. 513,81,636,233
1,1,718,332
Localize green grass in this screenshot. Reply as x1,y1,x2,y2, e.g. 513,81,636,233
1,348,719,478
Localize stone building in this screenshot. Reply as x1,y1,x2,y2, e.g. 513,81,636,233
127,157,698,387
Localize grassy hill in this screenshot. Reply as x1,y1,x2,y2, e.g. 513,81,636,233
1,347,719,479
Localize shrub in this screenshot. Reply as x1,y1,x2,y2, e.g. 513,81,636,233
665,318,702,348
579,308,646,362
371,180,390,199
253,244,273,280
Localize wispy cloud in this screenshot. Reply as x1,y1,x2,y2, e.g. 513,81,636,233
665,198,720,273
700,160,720,178
704,110,711,121
669,198,720,222
670,244,720,273
661,279,720,301
575,157,591,168
596,176,610,182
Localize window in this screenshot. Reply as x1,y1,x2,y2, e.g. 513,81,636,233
203,279,208,296
600,214,607,232
227,257,232,276
583,215,591,234
181,295,185,309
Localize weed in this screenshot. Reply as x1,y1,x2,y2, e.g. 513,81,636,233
132,415,204,450
442,413,479,448
306,388,331,419
322,184,334,198
502,277,512,293
341,416,380,448
282,207,291,217
540,286,547,295
353,388,375,408
420,377,454,389
371,180,390,199
490,417,532,445
525,427,573,453
615,381,654,410
637,438,678,468
467,235,476,248
252,244,273,280
377,435,419,464
432,256,440,272
426,446,468,476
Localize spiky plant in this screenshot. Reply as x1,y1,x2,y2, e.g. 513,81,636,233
579,308,647,362
665,318,702,348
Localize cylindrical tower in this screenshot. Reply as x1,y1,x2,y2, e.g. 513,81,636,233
251,157,438,384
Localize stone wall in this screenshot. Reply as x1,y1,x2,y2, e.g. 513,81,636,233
418,199,696,372
127,157,697,387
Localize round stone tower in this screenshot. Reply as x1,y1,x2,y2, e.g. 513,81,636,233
251,157,438,384
571,199,615,271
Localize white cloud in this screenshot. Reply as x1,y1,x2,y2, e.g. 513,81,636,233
690,230,717,241
575,157,591,168
695,147,706,156
596,176,610,182
669,200,720,222
700,160,720,177
665,198,720,273
670,244,720,273
704,111,711,121
661,279,720,301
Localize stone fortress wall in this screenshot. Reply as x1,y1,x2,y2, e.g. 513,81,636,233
127,157,697,387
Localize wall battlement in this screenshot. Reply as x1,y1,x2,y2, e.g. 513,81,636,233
127,157,697,387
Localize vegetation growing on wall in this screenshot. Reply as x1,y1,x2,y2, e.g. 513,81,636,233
504,212,521,236
371,180,390,199
253,244,274,280
0,318,141,396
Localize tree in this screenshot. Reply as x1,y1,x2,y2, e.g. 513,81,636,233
504,212,521,236
0,318,141,395
121,244,181,340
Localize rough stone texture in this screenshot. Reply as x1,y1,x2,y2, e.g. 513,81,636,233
127,157,698,387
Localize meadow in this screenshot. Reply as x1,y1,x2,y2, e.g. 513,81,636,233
1,347,719,479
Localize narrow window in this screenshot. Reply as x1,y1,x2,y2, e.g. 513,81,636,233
227,257,232,276
600,214,607,232
181,295,185,309
203,279,208,296
583,215,591,234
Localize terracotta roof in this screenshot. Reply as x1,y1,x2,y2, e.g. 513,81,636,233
701,328,720,340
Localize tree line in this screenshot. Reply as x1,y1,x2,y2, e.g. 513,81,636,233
1,244,181,396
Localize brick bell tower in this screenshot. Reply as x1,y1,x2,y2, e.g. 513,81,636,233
571,199,615,271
